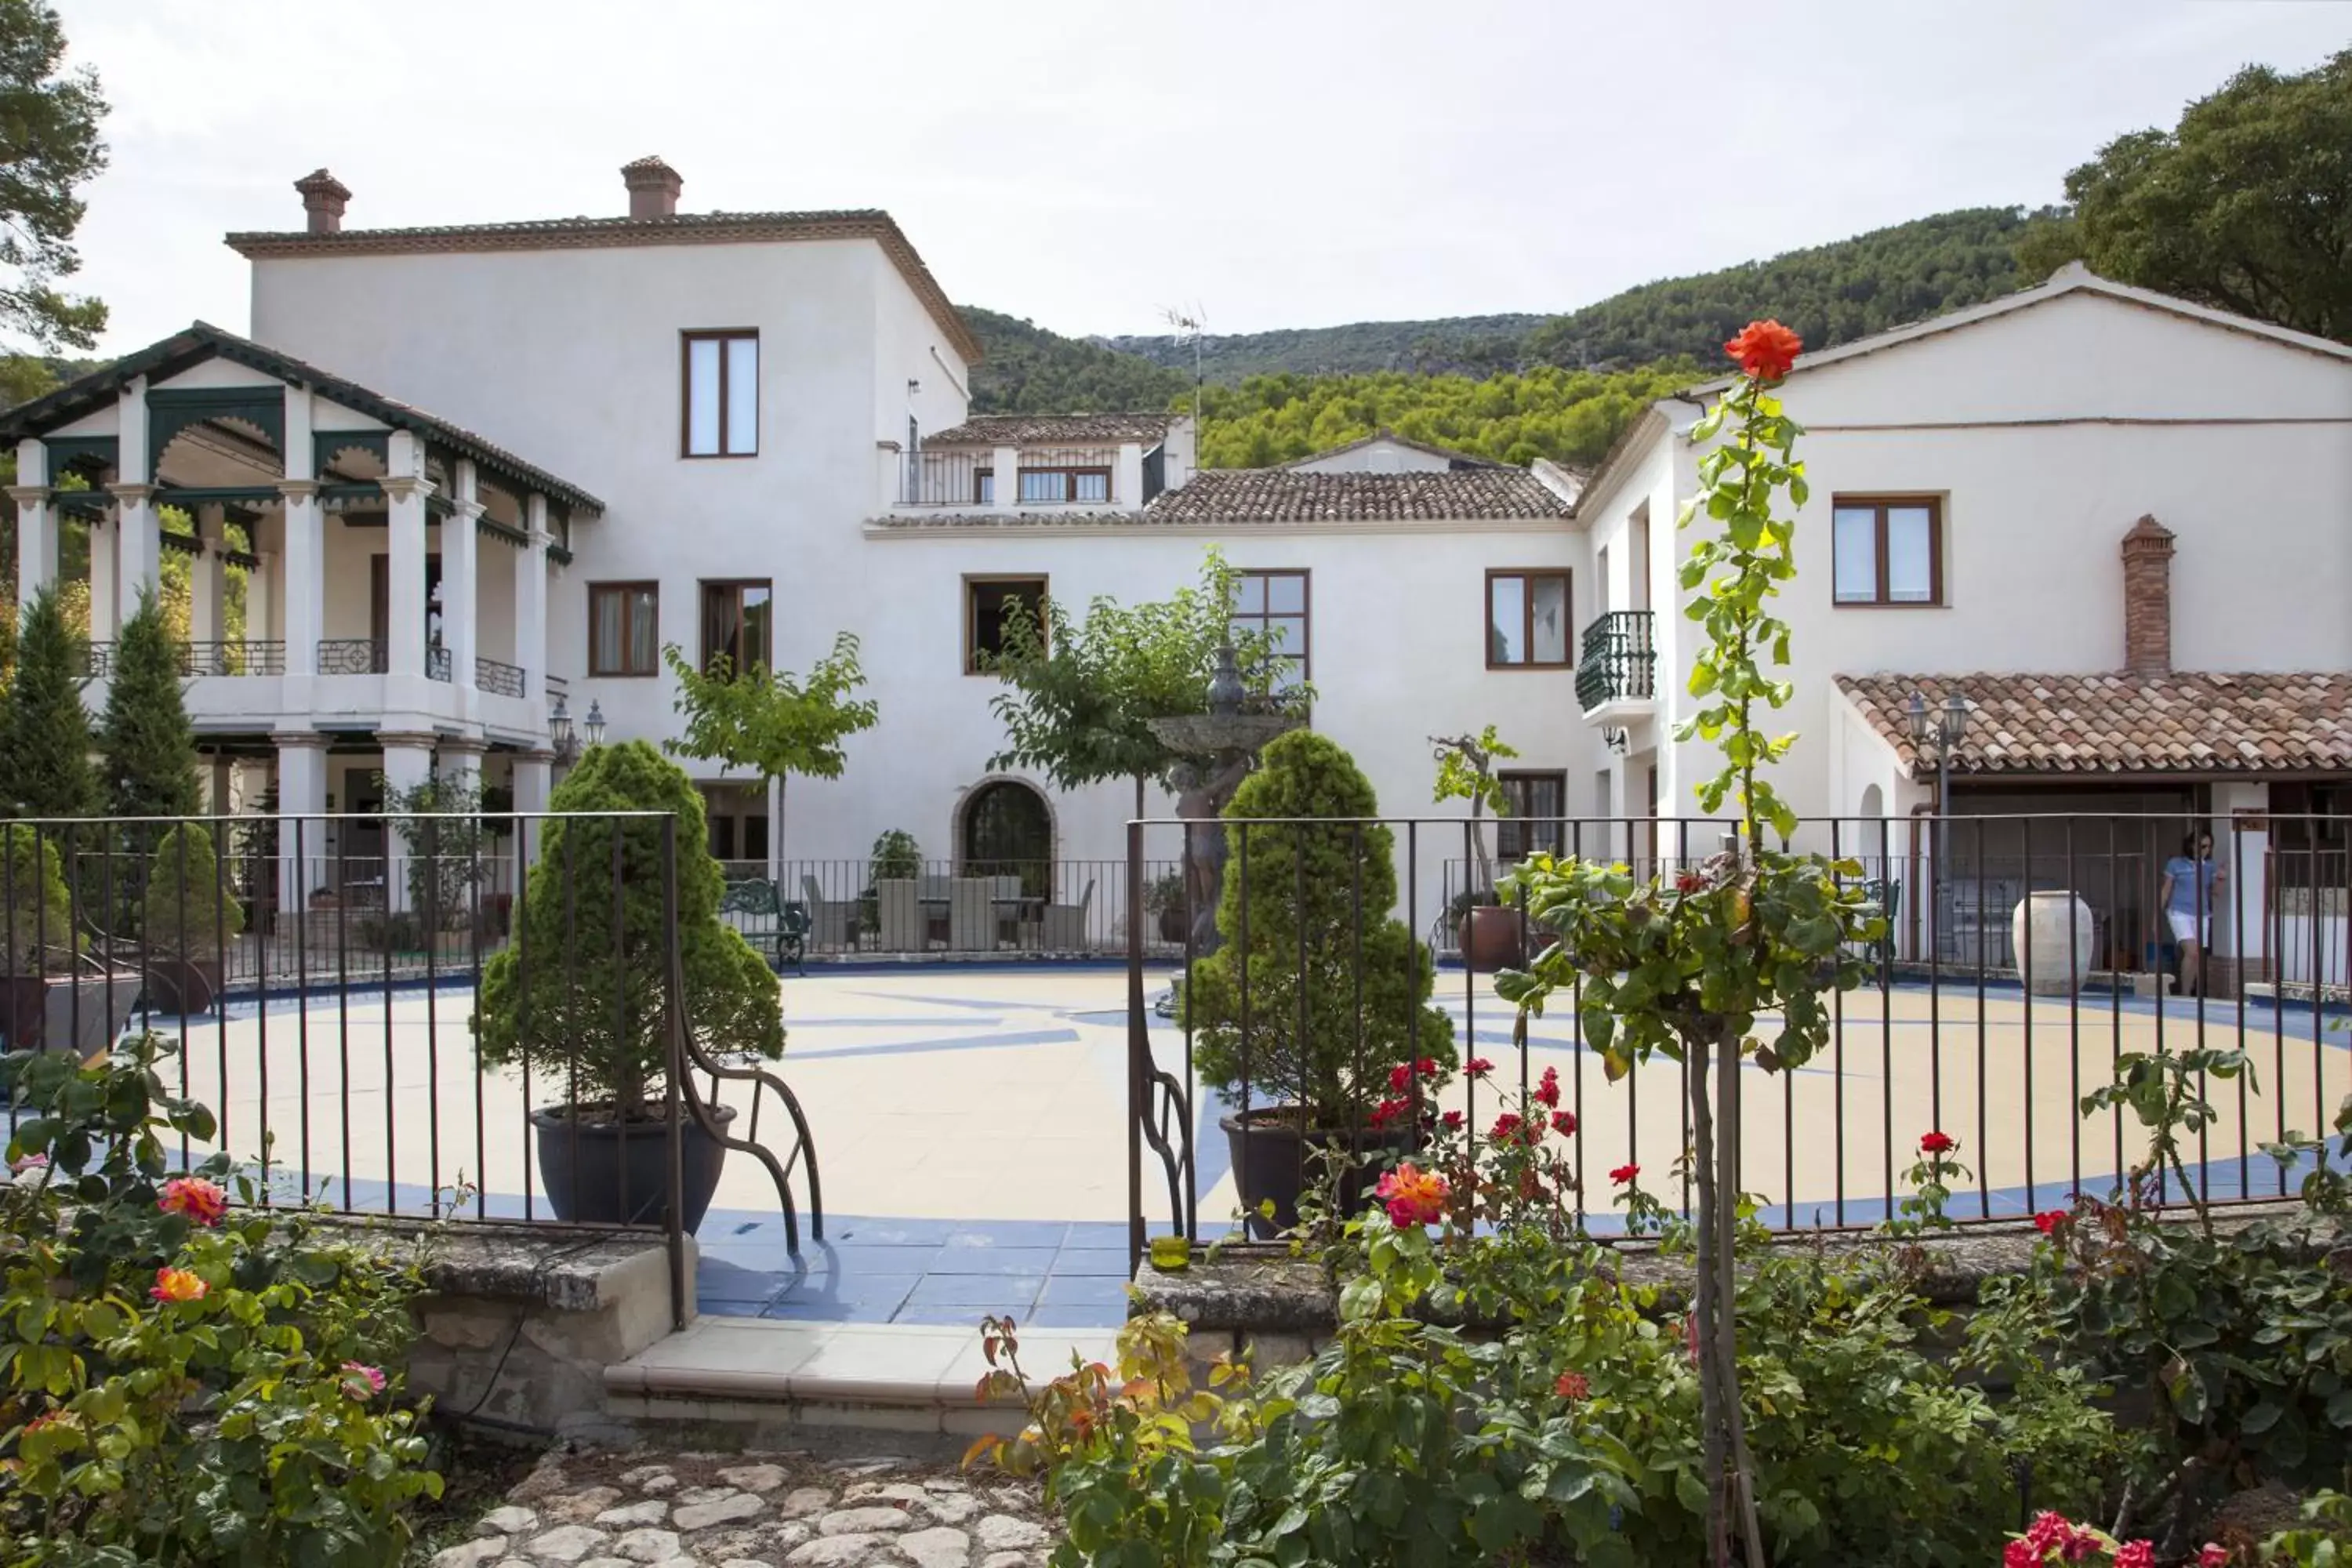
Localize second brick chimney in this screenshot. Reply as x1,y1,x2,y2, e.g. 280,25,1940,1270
293,169,350,235
622,155,682,220
2120,514,2176,675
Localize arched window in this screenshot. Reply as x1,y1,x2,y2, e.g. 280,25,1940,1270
961,781,1052,895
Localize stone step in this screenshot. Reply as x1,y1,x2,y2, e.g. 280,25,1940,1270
606,1317,1120,1437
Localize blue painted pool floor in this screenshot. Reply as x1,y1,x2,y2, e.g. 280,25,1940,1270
695,1213,1133,1328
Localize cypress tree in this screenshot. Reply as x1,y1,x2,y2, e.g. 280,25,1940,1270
0,583,96,820
99,587,200,820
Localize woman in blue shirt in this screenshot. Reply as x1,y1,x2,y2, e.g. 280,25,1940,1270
2158,831,2226,997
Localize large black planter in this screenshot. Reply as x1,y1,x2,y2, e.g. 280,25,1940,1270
530,1102,737,1233
1221,1107,1414,1239
143,957,223,1017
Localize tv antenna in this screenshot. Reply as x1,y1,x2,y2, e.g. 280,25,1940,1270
1161,303,1207,437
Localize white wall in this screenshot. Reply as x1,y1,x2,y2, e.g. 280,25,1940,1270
1616,289,2352,824
1289,437,1455,474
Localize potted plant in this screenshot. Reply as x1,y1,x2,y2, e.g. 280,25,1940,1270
0,824,136,1058
1145,869,1189,944
474,740,784,1232
140,823,243,1014
1432,725,1523,971
1178,731,1456,1236
860,828,923,936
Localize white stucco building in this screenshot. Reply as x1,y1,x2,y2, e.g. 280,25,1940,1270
4,164,2347,982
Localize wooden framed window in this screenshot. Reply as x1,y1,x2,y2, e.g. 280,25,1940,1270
975,469,995,505
965,575,1047,674
1496,771,1567,863
1831,495,1943,606
681,330,758,458
699,579,772,674
1017,465,1111,504
587,582,659,677
1229,569,1309,694
1486,568,1572,667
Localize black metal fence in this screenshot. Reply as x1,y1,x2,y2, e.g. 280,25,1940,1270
0,810,825,1330
718,858,1183,959
1125,811,2352,1259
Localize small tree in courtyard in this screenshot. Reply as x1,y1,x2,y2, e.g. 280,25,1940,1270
0,583,95,820
1497,321,1883,1568
1182,729,1454,1126
98,587,200,821
662,631,878,858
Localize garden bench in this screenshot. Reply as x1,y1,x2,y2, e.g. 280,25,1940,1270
717,878,810,975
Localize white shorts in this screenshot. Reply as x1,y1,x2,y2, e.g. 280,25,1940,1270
2167,910,2208,945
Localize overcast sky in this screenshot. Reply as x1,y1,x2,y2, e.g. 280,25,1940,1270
47,0,2350,356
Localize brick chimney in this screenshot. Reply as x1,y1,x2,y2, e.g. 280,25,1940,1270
293,169,350,235
2120,514,2176,675
621,155,682,220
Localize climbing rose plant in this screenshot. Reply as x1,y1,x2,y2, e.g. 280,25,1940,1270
1497,320,1882,1567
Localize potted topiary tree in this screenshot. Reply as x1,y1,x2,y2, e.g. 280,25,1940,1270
859,827,922,938
0,823,134,1057
1432,725,1522,971
473,740,784,1232
140,823,243,1014
1179,730,1456,1235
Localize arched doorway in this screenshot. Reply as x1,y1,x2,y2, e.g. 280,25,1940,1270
961,780,1053,895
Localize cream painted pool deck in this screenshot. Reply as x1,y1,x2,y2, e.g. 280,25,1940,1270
125,964,2349,1325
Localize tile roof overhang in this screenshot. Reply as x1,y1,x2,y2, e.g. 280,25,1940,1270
0,321,604,515
227,208,981,367
1836,672,2352,782
918,412,1176,446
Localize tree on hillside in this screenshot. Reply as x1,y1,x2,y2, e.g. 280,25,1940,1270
2019,49,2350,344
985,547,1287,818
0,0,109,352
0,583,94,818
99,588,200,819
960,307,1191,416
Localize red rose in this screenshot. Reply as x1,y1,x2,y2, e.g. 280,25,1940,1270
2033,1209,2068,1236
1368,1097,1411,1130
2114,1542,2154,1568
1439,1109,1464,1131
1919,1131,1956,1156
1464,1056,1495,1079
1534,1065,1561,1109
1491,1112,1541,1147
1610,1163,1639,1185
1724,318,1802,381
1551,1111,1578,1138
1553,1370,1590,1401
2200,1545,2231,1567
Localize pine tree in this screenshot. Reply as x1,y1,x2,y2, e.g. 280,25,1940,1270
99,587,200,820
0,583,96,818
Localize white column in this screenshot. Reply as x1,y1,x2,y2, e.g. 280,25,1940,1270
88,513,116,640
993,443,1019,510
1115,441,1143,507
113,376,158,628
209,755,234,816
444,459,480,696
379,731,436,915
512,750,553,873
276,483,321,674
273,731,328,926
249,550,278,647
436,737,485,788
12,438,54,618
383,432,430,683
191,504,226,648
519,495,551,697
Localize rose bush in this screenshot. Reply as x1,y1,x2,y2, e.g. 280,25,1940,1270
0,1034,438,1566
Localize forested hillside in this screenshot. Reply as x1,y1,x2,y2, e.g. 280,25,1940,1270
1193,361,1699,471
1104,314,1546,382
964,306,1189,414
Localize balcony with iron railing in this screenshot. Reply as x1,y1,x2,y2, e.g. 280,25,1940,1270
896,447,1123,510
1574,610,1656,718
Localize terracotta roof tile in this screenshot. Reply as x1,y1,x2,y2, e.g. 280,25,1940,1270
1144,468,1573,524
919,412,1176,446
1836,672,2352,779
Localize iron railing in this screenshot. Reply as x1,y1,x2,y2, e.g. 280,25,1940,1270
545,673,568,703
476,655,525,698
426,645,452,683
179,639,286,677
1574,610,1655,712
317,638,387,675
73,641,116,680
0,809,826,1330
717,858,1181,959
1123,811,2352,1265
900,449,989,507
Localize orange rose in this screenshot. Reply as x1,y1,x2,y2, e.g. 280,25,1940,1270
1724,319,1802,381
158,1177,228,1227
1372,1161,1449,1228
150,1267,208,1305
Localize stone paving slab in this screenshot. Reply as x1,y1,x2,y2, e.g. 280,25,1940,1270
441,1446,1055,1568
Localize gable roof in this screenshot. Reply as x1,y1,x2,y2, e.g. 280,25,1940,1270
1278,428,1504,470
1145,467,1573,524
920,412,1175,447
0,321,603,514
227,208,982,366
1685,263,2352,397
1836,671,2352,780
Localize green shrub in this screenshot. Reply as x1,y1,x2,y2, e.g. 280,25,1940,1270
1179,730,1454,1123
861,827,923,934
0,823,77,974
474,739,782,1116
0,585,96,822
96,589,201,822
0,1035,436,1566
140,822,244,956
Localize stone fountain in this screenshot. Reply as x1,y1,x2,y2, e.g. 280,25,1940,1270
1146,638,1300,956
